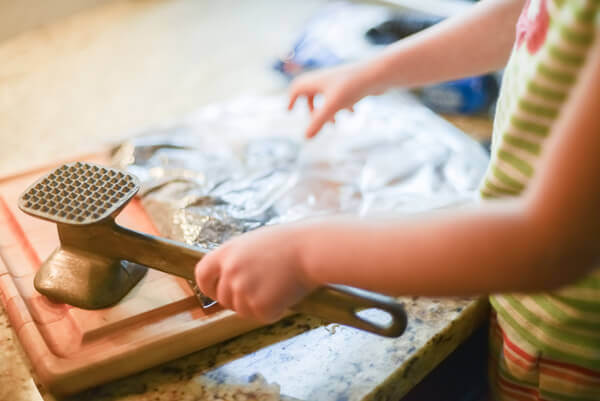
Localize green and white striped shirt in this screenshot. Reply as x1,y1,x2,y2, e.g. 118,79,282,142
480,0,600,399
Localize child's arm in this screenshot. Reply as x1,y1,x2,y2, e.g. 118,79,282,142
304,39,600,297
195,40,600,323
290,0,525,138
366,0,523,89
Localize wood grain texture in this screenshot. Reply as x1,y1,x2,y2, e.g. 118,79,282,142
0,154,265,396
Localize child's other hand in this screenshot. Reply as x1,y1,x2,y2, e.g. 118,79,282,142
288,63,375,138
194,225,317,323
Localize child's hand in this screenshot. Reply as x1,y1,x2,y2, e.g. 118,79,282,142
288,63,376,138
194,225,318,323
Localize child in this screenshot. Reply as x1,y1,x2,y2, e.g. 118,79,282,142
195,0,600,399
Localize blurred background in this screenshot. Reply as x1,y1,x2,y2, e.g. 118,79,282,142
0,0,475,41
0,0,494,176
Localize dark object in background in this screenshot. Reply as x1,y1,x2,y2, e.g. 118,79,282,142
419,74,500,115
274,2,500,116
365,13,500,116
365,12,444,45
275,4,443,79
402,321,489,401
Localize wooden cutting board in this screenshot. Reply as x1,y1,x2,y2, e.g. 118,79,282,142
0,153,265,396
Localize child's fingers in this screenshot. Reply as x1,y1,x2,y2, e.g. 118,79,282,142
288,80,313,110
194,255,220,300
288,92,299,111
306,101,337,138
232,294,254,319
307,95,315,113
216,276,234,310
249,296,283,323
288,83,304,110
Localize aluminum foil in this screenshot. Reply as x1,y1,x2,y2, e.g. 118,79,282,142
112,93,489,249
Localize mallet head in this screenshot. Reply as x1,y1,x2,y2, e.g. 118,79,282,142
19,162,139,225
18,162,146,309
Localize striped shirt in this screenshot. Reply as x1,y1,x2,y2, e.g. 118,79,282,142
479,0,600,400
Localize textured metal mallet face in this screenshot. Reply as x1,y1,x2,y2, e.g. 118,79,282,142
18,162,139,225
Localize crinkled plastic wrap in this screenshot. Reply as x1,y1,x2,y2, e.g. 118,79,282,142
112,93,489,250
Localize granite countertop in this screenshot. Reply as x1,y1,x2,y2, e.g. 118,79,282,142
0,1,492,400
1,296,488,401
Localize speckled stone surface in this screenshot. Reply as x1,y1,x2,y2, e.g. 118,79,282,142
0,296,488,401
0,306,45,401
